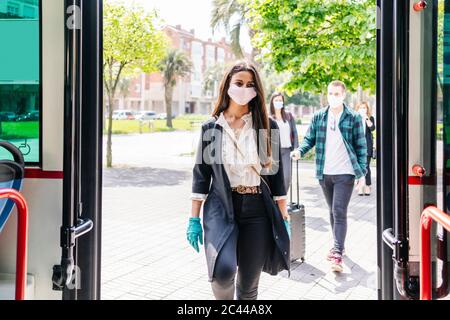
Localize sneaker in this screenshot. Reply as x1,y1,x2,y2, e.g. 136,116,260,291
331,253,344,273
326,248,345,261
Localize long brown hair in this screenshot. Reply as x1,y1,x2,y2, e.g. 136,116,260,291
356,101,372,118
269,92,289,122
212,61,273,167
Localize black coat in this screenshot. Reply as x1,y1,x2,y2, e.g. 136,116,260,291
364,116,376,157
192,116,291,281
288,112,300,151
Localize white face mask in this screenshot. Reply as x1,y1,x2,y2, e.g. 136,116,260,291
274,101,284,110
358,108,368,117
228,84,257,106
328,95,345,109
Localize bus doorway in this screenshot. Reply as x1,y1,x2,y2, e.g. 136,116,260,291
377,0,450,300
1,0,449,301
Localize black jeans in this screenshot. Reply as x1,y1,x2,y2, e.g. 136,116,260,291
211,192,273,300
319,174,355,254
365,156,372,186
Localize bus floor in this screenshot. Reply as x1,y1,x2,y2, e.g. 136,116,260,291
101,162,377,300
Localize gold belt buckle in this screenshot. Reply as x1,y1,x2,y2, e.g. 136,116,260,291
236,185,246,194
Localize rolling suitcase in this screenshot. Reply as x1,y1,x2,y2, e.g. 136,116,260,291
287,159,306,262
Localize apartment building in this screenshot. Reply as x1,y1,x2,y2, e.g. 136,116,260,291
116,25,238,116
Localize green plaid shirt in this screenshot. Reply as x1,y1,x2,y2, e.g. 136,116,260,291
298,105,368,180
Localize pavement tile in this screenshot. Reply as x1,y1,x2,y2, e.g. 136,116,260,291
102,156,378,300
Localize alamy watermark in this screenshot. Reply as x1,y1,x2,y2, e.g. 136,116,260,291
66,5,81,30
196,128,282,176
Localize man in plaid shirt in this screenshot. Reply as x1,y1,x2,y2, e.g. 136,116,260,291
291,80,367,272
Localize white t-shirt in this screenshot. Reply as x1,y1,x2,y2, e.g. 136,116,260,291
323,111,355,176
275,119,292,149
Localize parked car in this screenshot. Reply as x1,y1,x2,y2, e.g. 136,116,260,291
0,111,17,121
112,110,135,120
156,113,167,120
156,113,176,120
135,111,157,121
15,111,39,122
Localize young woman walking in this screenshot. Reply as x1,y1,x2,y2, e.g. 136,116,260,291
187,61,291,300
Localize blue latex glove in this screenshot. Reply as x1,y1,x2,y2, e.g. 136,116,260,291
284,220,291,239
187,217,203,253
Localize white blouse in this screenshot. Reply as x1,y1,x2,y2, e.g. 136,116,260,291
275,119,292,149
218,111,262,189
191,112,287,202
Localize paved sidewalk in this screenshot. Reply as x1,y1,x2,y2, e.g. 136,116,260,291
101,161,378,300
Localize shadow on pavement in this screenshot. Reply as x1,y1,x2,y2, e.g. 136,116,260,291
331,255,376,294
280,261,326,283
103,166,191,187
306,216,329,232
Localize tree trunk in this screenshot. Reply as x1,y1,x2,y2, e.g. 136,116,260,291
104,62,125,168
106,92,114,168
102,94,107,131
165,84,174,128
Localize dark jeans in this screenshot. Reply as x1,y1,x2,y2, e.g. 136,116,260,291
211,192,273,300
365,156,372,186
319,174,355,254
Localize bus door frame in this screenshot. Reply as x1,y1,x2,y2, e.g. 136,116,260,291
52,0,103,300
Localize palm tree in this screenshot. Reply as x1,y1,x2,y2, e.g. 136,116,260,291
210,0,258,63
159,49,192,128
203,63,227,98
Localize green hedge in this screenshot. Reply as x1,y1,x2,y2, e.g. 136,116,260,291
104,117,211,135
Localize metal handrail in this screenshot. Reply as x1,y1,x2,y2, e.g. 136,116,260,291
0,189,28,300
420,206,450,300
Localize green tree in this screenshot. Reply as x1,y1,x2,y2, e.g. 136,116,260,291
159,49,192,128
104,1,168,167
246,0,377,95
286,92,321,108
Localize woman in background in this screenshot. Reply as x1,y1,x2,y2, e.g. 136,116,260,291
269,92,299,194
356,101,375,196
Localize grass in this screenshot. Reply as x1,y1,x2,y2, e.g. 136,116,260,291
0,122,39,140
104,115,210,135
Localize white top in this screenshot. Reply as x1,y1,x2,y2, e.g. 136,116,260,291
323,111,355,176
218,112,262,188
191,112,287,201
275,119,292,149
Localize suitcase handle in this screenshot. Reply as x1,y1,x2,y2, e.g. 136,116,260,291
290,158,299,205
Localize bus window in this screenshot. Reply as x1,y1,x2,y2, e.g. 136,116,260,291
0,0,40,163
